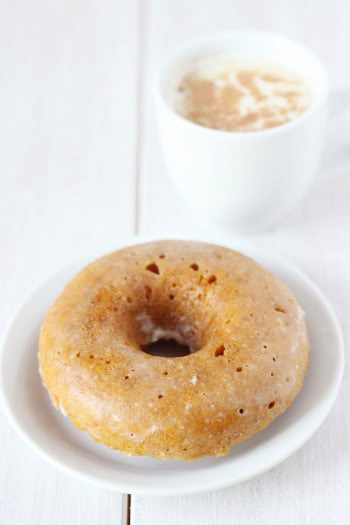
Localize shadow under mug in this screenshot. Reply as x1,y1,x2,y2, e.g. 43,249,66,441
154,31,350,233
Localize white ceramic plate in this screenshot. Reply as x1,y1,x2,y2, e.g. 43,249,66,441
0,234,344,495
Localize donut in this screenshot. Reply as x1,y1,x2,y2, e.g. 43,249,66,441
39,240,309,460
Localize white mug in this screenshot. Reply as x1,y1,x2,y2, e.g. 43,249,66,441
154,31,350,233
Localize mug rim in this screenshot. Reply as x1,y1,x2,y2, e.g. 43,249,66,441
154,30,329,139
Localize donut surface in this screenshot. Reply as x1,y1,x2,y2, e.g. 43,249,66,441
39,240,309,460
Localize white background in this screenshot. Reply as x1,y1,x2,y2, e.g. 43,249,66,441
1,1,350,524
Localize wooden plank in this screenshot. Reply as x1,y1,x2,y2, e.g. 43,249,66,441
134,0,350,523
0,0,140,523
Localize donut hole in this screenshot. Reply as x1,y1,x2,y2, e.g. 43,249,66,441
134,277,206,358
190,263,199,271
238,408,245,415
136,306,201,357
142,338,191,358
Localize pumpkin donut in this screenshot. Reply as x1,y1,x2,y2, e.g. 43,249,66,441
39,240,309,460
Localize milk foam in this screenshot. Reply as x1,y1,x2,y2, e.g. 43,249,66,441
173,54,312,131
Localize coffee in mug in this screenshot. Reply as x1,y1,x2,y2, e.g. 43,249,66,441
173,55,311,132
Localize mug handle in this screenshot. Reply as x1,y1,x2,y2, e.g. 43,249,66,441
322,87,350,175
329,87,350,118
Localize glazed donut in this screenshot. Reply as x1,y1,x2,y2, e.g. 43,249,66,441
39,240,309,460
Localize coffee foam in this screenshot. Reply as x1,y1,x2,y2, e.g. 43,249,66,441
173,54,312,131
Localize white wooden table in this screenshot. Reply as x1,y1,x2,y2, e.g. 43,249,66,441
1,1,349,524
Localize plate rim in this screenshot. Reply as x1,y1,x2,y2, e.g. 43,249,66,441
0,233,345,495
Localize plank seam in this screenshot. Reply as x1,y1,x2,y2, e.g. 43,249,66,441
134,0,148,235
